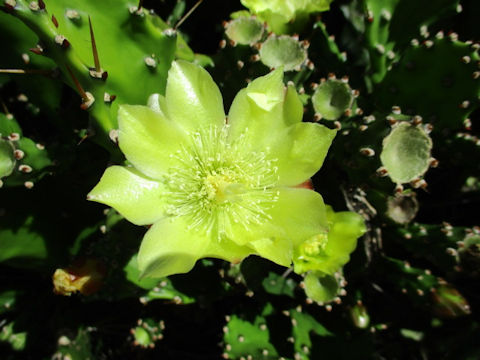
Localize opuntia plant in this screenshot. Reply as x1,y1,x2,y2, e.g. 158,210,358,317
1,0,479,359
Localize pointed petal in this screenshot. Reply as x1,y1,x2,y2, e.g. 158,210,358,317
147,93,168,117
203,238,253,264
228,187,328,267
275,122,336,186
138,217,211,278
283,83,304,126
88,166,166,225
166,60,225,131
118,105,188,180
227,68,286,149
249,236,293,267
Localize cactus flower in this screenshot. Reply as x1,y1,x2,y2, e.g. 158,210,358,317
88,60,337,278
241,0,334,34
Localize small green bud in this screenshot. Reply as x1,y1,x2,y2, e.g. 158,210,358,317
312,80,354,120
303,271,340,304
225,17,264,45
350,303,370,329
380,121,432,184
259,35,307,71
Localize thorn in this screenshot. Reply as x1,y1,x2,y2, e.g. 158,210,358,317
376,167,388,177
411,178,427,189
0,97,11,117
8,133,20,141
38,0,44,9
4,0,16,11
420,25,429,38
423,40,434,48
448,32,458,41
366,10,373,23
51,14,58,28
412,115,423,125
79,92,95,110
375,44,385,54
429,158,439,168
24,181,34,189
386,116,397,125
54,35,70,48
137,0,143,12
13,149,24,160
423,123,433,134
88,16,102,73
360,147,375,157
29,1,40,11
65,65,89,103
144,56,157,68
174,0,203,30
19,164,33,173
103,93,116,103
30,44,44,55
21,53,30,64
0,68,53,75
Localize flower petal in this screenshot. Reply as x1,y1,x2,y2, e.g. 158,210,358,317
249,236,293,267
283,83,304,126
274,122,337,186
118,105,188,180
203,238,253,264
88,166,166,225
227,187,328,267
165,60,225,131
227,68,286,149
138,217,211,278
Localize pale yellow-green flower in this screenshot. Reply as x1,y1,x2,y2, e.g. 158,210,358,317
88,60,338,278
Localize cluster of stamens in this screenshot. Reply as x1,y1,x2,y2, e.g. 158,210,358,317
163,125,279,239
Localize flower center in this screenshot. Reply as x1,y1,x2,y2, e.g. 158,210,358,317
204,174,246,203
164,125,279,238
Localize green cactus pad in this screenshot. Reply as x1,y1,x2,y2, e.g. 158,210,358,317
311,79,354,120
259,35,307,71
377,38,480,128
223,303,278,359
225,17,265,45
303,271,341,304
0,138,15,179
380,122,432,184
